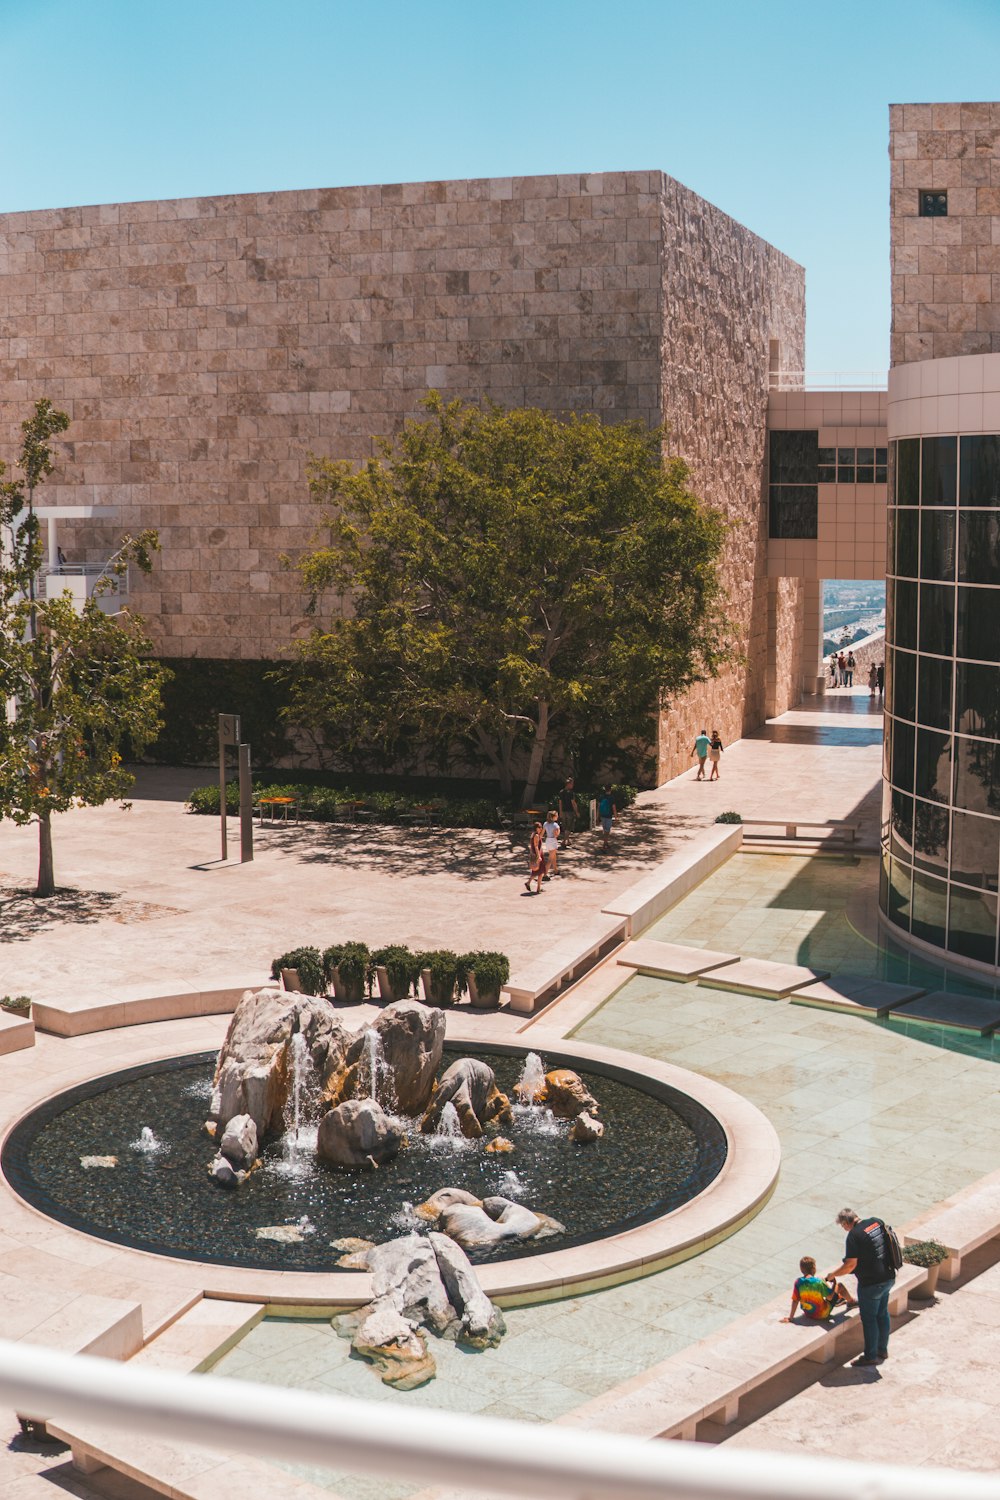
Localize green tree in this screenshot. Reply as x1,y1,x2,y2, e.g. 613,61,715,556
289,394,730,805
0,400,167,896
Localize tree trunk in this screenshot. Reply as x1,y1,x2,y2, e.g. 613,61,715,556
36,810,55,897
520,700,550,809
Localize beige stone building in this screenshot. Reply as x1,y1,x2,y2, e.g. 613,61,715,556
3,169,896,781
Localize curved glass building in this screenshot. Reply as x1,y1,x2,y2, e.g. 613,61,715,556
882,357,1000,971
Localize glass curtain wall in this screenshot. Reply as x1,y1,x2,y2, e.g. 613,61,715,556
881,434,1000,969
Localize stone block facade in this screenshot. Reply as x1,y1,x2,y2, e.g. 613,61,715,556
890,101,1000,364
0,171,803,781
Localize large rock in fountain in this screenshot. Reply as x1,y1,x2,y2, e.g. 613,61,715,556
367,1001,445,1115
219,1113,258,1171
208,1152,247,1189
350,1302,436,1390
429,1232,506,1349
420,1058,511,1139
539,1068,598,1120
334,1232,506,1385
211,987,355,1137
317,1098,402,1169
416,1188,565,1250
483,1196,565,1240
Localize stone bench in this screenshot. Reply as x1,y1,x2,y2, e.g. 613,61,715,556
506,914,628,1015
32,979,261,1037
903,1167,1000,1282
555,1263,924,1441
741,818,859,843
48,1297,335,1499
0,1008,34,1054
5,1283,143,1436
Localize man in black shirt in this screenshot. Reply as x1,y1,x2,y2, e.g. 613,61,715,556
828,1206,896,1367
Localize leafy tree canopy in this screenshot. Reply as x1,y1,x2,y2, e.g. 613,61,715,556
289,394,731,804
0,399,168,895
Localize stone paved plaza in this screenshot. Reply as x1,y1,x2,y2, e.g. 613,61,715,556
2,690,999,1499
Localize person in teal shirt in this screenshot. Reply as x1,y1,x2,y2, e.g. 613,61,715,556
691,729,711,780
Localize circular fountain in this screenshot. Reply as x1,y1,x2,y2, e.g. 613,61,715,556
0,988,780,1296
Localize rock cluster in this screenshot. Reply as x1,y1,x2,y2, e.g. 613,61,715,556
334,1233,506,1388
416,1187,565,1250
420,1057,511,1139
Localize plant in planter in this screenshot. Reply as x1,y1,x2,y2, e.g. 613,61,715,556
715,811,742,824
0,994,32,1017
418,949,460,1007
458,950,510,1009
372,945,420,1003
322,942,371,1004
902,1239,949,1297
269,946,325,998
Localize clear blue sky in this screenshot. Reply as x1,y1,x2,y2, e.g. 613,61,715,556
3,0,1000,371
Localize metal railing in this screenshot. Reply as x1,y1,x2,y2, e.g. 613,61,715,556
0,1339,994,1500
39,564,129,598
769,370,888,392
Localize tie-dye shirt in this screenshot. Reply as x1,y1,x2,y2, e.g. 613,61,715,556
794,1275,837,1320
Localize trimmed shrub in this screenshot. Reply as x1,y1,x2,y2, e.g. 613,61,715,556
715,810,743,824
269,946,325,997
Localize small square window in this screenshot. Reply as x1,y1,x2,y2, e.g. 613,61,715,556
920,190,948,218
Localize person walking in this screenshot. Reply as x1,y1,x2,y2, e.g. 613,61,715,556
846,650,856,687
557,777,579,849
542,809,561,877
868,663,878,697
876,661,885,699
827,1207,896,1367
524,821,545,895
691,729,711,779
708,729,724,781
829,652,838,686
597,785,617,851
837,652,847,687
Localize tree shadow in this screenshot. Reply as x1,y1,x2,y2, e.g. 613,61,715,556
0,886,181,943
273,808,703,882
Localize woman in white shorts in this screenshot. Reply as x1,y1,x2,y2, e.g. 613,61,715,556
542,810,561,877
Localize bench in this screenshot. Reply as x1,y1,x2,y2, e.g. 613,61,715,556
741,818,859,848
47,1297,334,1499
32,979,261,1037
903,1167,1000,1282
506,914,628,1014
555,1263,924,1441
0,1008,34,1055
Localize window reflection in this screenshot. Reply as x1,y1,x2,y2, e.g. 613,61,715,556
954,737,1000,817
922,436,957,503
891,719,915,792
887,857,913,930
955,663,1000,742
894,510,919,577
959,434,1000,505
958,512,1000,584
922,510,956,582
947,887,998,967
894,579,918,651
950,809,1000,892
910,869,950,948
916,656,953,731
889,648,915,721
895,438,919,503
956,586,1000,662
913,795,950,875
918,583,955,656
890,789,914,862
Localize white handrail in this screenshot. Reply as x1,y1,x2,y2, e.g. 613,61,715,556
0,1339,994,1500
770,370,887,391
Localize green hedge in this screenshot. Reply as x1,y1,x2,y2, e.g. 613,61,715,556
187,780,637,828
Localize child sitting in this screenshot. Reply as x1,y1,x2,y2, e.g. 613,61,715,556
781,1256,857,1322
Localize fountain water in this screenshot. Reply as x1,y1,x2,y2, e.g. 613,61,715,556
499,1168,526,1198
132,1126,163,1155
516,1052,546,1104
279,1033,320,1176
357,1027,397,1114
431,1101,469,1151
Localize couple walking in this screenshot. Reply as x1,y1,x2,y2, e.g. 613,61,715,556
691,729,723,780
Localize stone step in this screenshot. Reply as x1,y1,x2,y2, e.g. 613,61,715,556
698,957,829,999
617,939,739,982
890,989,1000,1035
792,975,926,1017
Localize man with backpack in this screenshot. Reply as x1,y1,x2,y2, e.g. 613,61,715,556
827,1207,900,1367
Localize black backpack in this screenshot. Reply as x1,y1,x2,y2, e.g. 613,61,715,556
882,1220,904,1271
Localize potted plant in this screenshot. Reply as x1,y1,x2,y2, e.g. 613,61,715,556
269,947,325,998
323,942,371,1004
0,994,32,1017
902,1239,949,1298
418,949,460,1007
372,945,420,1003
458,950,510,1009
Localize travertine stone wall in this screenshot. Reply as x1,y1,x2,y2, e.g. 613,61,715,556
0,169,804,782
655,174,805,778
890,101,1000,364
